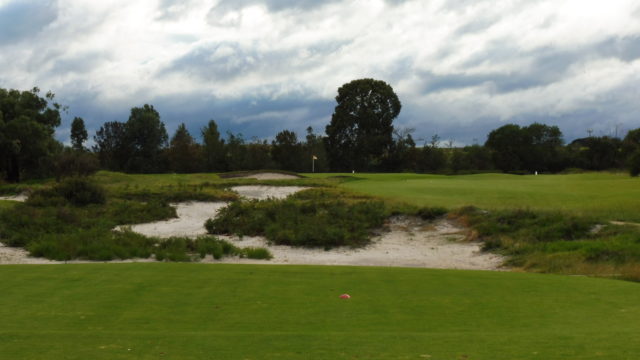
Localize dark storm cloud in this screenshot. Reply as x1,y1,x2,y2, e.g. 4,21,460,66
0,0,58,45
161,43,264,81
160,40,348,82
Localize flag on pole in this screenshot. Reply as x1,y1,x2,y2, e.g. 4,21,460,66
312,155,318,160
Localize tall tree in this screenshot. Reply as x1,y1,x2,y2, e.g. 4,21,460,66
521,123,564,172
70,117,88,151
224,132,247,171
93,121,129,171
272,129,304,171
486,123,564,173
0,87,62,182
623,128,640,176
201,119,226,172
485,124,525,172
325,78,401,171
167,123,202,173
304,126,328,173
124,104,168,173
418,135,447,172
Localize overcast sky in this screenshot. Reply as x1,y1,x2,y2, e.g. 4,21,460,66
1,0,639,146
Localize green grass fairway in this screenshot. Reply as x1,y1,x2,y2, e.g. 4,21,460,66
306,172,640,221
1,263,639,360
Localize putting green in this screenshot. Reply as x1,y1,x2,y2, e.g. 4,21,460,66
1,263,639,359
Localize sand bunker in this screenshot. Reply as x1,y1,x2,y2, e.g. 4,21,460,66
213,217,502,270
0,194,28,202
230,172,300,180
118,202,228,238
0,185,504,270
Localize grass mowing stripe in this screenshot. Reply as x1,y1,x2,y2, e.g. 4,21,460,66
1,263,639,359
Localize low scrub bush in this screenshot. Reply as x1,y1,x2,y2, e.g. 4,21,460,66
453,207,640,280
56,177,106,206
242,247,273,260
415,206,448,220
27,178,106,207
207,197,387,248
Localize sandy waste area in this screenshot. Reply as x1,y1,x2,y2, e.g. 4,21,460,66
0,183,504,270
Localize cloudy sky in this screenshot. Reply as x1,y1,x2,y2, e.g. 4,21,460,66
1,0,639,146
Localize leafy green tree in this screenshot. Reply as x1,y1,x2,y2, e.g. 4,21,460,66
0,87,62,182
93,121,129,171
167,123,202,173
386,128,418,171
272,130,304,171
463,144,494,171
486,123,564,173
628,150,640,177
53,148,100,181
521,123,564,172
485,124,526,172
568,136,622,171
418,135,446,172
224,132,247,171
201,119,227,172
305,126,328,173
622,128,640,176
245,138,275,170
325,78,401,171
70,117,88,151
124,104,168,173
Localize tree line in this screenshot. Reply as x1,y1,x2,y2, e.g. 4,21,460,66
2,80,640,183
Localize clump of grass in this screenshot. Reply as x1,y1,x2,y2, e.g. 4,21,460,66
26,178,106,207
206,195,387,248
453,206,640,281
114,185,238,202
155,236,272,262
242,247,273,260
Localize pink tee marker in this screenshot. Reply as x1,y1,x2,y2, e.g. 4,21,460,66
340,294,351,299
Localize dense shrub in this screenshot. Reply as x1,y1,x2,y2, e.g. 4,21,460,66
206,197,387,248
453,206,640,279
415,206,448,220
53,150,100,180
0,192,268,262
55,178,106,206
27,178,107,207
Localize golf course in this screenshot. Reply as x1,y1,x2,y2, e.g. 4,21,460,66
1,171,639,359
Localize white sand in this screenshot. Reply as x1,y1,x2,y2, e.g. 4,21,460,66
117,202,228,238
0,194,27,202
212,217,503,270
